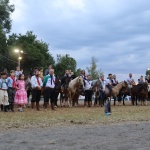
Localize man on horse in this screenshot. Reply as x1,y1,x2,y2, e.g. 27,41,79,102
106,73,113,94
138,76,144,84
127,73,136,96
61,70,71,89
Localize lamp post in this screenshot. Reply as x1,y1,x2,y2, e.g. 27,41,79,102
14,49,23,68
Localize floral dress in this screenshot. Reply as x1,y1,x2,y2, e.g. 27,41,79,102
14,80,27,105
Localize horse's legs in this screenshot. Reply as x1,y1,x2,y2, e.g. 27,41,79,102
136,96,138,106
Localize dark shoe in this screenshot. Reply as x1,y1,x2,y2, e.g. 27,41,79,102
4,106,9,112
36,102,40,111
51,103,55,110
31,102,35,109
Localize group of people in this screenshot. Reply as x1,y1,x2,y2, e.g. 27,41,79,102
0,64,149,112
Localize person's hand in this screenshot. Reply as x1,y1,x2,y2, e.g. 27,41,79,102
36,86,41,90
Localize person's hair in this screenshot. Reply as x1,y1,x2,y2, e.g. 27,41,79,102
0,72,6,76
18,74,24,80
10,70,15,73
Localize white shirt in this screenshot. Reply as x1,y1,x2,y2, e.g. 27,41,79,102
31,75,43,89
127,77,134,85
105,79,112,85
45,76,56,88
84,80,92,90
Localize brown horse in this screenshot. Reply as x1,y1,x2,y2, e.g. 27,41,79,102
105,81,128,106
131,83,148,105
68,76,84,107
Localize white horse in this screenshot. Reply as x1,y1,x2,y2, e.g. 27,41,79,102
68,76,85,107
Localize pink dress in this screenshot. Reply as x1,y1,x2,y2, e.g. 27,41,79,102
14,80,27,105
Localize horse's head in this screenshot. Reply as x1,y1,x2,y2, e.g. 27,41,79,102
123,81,128,88
78,76,85,90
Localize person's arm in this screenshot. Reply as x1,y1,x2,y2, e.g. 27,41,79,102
43,76,49,87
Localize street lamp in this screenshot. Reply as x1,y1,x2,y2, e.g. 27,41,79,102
14,49,23,68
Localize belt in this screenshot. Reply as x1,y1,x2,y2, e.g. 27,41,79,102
0,89,7,91
45,87,54,89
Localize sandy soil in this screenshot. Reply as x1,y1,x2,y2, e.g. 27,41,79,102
0,122,150,150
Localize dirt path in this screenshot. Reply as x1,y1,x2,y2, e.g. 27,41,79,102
0,122,150,150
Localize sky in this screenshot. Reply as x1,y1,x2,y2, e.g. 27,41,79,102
9,0,150,81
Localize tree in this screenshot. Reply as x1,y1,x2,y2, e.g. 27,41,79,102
0,0,15,33
146,69,150,76
7,31,55,73
86,56,103,80
54,54,76,77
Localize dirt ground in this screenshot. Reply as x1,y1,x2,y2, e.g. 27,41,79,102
0,121,150,150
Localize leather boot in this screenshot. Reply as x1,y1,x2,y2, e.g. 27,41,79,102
36,102,40,111
11,104,14,112
51,102,55,110
4,106,8,112
45,102,48,109
1,105,3,111
31,102,35,109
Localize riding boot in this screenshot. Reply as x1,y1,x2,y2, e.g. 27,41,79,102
51,102,55,110
11,103,14,112
44,102,48,109
1,105,3,111
4,106,8,112
36,102,40,111
31,102,35,109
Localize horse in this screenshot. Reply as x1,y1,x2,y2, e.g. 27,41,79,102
118,87,130,105
105,81,128,106
53,76,61,107
60,75,71,107
131,83,148,105
68,76,85,107
91,79,103,106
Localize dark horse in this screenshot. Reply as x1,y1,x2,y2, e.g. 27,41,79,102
54,76,61,107
131,83,148,105
60,75,71,107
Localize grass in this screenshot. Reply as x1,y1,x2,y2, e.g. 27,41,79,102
0,101,150,129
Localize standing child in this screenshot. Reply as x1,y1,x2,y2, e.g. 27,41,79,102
14,74,27,112
7,70,16,112
0,72,9,112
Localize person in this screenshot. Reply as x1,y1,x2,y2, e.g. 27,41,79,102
64,70,71,77
112,74,118,86
138,76,144,84
70,72,76,80
45,65,52,76
14,74,27,112
80,69,87,80
84,75,93,107
43,69,56,110
145,75,150,83
31,69,43,111
7,70,16,112
106,73,113,94
39,67,44,81
99,75,107,104
15,66,22,80
61,70,71,88
0,72,9,112
127,73,135,95
25,74,32,107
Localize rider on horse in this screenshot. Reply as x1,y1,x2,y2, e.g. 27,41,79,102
106,73,113,94
127,73,136,96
